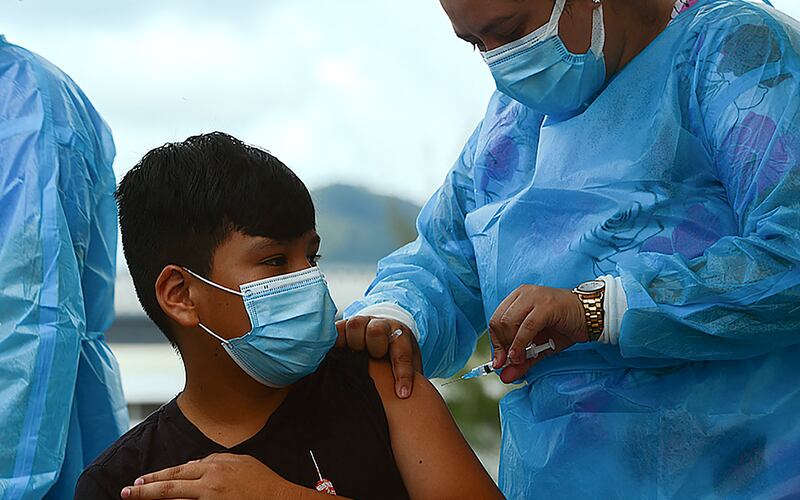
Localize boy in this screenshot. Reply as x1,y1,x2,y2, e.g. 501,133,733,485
74,132,501,499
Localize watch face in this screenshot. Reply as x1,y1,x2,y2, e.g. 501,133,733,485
576,280,605,293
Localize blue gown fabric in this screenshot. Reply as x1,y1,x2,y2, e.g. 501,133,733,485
0,37,128,499
346,0,800,496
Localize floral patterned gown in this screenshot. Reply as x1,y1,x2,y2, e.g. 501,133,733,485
347,0,800,497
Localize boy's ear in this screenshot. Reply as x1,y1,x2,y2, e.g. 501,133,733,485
155,265,200,328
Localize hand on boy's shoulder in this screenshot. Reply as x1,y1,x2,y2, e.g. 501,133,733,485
336,317,422,399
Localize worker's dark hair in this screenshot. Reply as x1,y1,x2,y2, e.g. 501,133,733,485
116,132,315,346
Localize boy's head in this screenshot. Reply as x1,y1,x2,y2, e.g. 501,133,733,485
117,132,319,349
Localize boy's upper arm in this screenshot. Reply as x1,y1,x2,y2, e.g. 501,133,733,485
368,360,503,500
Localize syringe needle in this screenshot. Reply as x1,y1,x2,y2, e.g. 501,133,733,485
444,339,557,385
441,379,464,386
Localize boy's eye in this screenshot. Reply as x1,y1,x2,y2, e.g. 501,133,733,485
261,256,287,266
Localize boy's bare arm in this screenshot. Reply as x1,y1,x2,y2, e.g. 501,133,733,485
368,360,504,500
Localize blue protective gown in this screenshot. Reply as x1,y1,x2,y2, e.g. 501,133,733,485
346,0,800,497
0,37,128,499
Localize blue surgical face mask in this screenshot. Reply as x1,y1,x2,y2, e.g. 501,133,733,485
482,0,607,117
183,266,338,388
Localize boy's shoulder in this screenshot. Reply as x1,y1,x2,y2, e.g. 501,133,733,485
75,400,176,499
292,348,392,432
312,348,379,397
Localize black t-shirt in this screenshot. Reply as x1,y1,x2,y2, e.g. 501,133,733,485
75,349,409,499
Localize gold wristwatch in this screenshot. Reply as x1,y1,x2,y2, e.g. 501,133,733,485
572,280,605,342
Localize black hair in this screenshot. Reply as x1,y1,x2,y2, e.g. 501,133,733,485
117,132,315,345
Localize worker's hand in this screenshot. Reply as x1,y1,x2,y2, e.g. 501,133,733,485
335,316,422,399
489,285,589,383
121,453,326,500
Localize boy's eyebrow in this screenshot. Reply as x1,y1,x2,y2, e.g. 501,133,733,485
248,237,281,253
248,233,320,253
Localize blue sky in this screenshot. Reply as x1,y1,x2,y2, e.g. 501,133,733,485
5,0,800,204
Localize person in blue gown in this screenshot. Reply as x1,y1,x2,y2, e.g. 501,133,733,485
0,36,128,499
340,0,800,496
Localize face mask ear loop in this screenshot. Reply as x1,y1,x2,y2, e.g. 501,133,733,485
197,322,232,345
590,3,606,57
545,0,568,40
182,267,244,296
181,267,243,345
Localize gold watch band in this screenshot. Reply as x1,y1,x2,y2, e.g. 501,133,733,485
572,281,605,342
580,295,604,341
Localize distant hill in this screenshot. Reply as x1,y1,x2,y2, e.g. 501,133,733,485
312,184,420,264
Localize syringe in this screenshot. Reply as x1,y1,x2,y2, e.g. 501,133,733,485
456,339,556,382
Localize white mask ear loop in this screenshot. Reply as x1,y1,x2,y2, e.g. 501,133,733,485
545,0,567,39
545,0,603,56
182,267,244,296
590,2,606,57
197,322,231,345
182,267,242,345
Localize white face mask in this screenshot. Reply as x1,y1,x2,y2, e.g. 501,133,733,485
482,0,607,117
185,266,339,388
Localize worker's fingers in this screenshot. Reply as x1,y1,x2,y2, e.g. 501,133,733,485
499,332,565,383
493,286,522,317
498,357,535,384
365,318,391,359
493,295,522,349
508,308,549,364
489,290,526,366
344,316,369,352
492,291,540,366
500,295,540,358
389,330,416,399
489,289,523,343
488,329,507,369
122,480,199,499
335,319,347,348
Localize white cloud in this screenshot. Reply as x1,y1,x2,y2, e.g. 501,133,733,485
316,58,362,91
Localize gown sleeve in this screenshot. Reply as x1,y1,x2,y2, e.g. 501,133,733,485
0,45,84,498
617,10,800,360
344,125,486,378
0,41,125,498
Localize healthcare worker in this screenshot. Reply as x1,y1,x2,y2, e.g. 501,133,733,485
340,0,800,496
0,37,128,498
